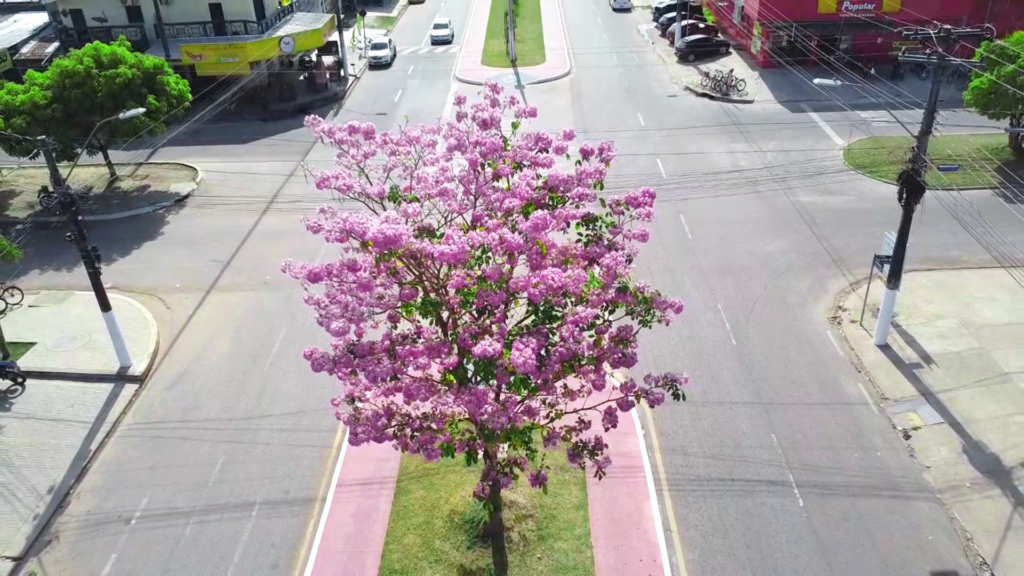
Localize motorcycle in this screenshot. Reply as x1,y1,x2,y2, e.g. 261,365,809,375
0,360,26,398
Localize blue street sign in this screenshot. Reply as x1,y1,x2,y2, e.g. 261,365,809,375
936,164,960,172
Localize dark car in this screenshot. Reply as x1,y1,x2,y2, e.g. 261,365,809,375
651,0,702,21
657,12,706,35
667,20,718,43
675,34,731,62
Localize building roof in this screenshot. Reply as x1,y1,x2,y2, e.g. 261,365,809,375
0,11,49,50
14,35,60,64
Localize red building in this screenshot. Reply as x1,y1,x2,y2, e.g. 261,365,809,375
706,0,1024,68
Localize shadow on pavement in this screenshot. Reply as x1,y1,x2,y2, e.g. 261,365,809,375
879,337,1024,568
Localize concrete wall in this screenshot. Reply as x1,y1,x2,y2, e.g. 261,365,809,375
47,0,278,31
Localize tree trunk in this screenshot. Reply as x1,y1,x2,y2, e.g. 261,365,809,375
0,323,11,361
487,480,509,576
99,143,117,181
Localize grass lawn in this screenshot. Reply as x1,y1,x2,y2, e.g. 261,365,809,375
379,451,594,576
7,342,35,361
368,15,397,31
483,0,546,68
844,133,1024,190
0,163,197,217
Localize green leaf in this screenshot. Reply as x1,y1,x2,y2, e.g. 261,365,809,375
599,198,607,208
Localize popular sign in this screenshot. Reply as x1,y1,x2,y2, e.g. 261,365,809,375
818,0,901,16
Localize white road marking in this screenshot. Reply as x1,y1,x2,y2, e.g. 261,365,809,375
640,403,689,576
394,89,403,102
434,46,447,53
825,330,844,357
678,213,691,239
417,47,430,54
771,433,804,507
408,64,414,74
442,82,458,119
633,52,639,62
632,409,673,576
597,16,602,24
801,104,846,146
656,158,666,178
185,457,224,535
401,47,418,54
100,494,150,576
603,32,609,41
857,381,880,414
612,53,618,63
226,495,262,576
264,329,288,371
302,428,351,576
718,303,736,345
637,112,645,126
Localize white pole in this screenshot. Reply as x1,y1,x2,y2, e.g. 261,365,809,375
873,287,897,345
102,310,133,368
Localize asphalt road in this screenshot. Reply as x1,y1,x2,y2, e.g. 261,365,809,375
5,1,1024,574
6,3,471,574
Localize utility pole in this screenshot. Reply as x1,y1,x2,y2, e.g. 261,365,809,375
38,138,133,368
674,0,682,44
333,0,350,79
873,25,990,346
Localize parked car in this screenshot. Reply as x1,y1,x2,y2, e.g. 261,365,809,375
651,1,702,21
367,37,396,67
667,20,718,44
609,0,633,10
430,17,455,44
675,34,731,62
657,12,706,35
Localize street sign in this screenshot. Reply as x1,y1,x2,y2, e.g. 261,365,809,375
873,254,892,274
881,231,896,256
936,164,960,172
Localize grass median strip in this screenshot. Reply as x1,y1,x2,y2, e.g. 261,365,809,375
379,450,594,575
483,0,546,68
844,133,1024,190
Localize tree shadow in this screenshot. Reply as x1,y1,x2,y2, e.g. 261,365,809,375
0,202,185,277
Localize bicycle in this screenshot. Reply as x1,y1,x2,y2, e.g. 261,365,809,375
0,283,23,315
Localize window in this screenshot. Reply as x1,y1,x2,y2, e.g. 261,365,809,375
432,22,448,30
370,41,389,50
209,3,227,36
68,8,87,30
125,5,144,24
252,0,266,22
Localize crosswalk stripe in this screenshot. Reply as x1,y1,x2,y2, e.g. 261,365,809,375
417,47,430,54
400,47,418,54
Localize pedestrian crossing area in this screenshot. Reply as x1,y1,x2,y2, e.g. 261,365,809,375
398,44,460,55
855,110,943,134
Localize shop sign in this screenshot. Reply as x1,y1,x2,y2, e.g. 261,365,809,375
0,48,11,73
181,42,250,65
893,41,922,49
818,0,901,16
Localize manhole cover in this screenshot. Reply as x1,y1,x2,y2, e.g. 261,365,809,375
46,332,91,352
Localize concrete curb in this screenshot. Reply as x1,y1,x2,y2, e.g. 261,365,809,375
683,81,755,103
19,291,160,383
453,0,572,86
0,161,203,224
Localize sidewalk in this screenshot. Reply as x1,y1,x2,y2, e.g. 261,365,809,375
0,290,158,564
455,0,571,86
3,290,159,379
303,372,667,575
838,268,1024,575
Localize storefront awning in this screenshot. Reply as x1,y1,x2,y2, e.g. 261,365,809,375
147,12,335,76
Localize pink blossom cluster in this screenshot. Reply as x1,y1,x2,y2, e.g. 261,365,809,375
285,81,688,499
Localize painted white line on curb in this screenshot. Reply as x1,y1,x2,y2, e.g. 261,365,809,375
825,330,844,357
857,381,880,415
718,303,736,345
185,457,224,535
632,409,673,576
801,104,846,146
640,403,688,576
394,89,403,102
302,427,350,576
101,494,149,576
679,213,692,239
637,112,645,126
771,433,804,507
656,158,666,178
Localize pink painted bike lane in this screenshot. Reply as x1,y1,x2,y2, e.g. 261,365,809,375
304,432,402,576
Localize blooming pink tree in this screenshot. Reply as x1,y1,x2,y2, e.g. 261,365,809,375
285,82,687,575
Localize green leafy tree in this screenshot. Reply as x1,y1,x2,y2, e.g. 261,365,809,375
964,31,1024,154
0,37,192,177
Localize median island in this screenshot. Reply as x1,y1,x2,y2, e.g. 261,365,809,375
483,0,546,67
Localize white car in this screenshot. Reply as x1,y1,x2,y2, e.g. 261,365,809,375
367,37,396,67
610,0,633,10
430,17,455,44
